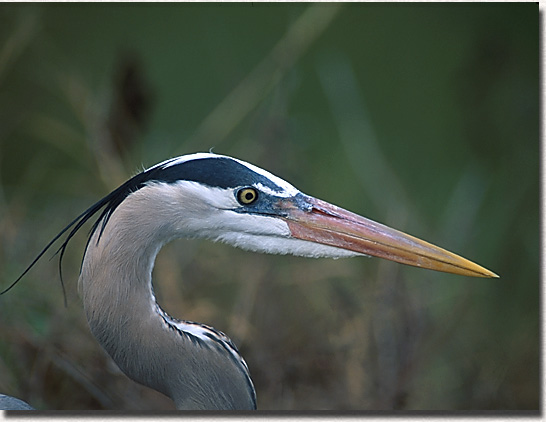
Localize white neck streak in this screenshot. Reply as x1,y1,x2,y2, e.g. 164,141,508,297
78,185,256,410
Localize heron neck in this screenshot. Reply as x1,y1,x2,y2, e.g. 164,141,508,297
78,188,256,409
79,199,169,394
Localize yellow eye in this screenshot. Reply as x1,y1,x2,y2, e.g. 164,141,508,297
237,188,258,205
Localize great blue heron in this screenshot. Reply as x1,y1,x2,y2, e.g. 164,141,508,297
1,152,497,410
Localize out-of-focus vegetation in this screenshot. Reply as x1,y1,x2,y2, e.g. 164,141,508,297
0,3,538,411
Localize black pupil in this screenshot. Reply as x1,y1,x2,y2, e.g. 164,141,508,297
245,192,254,201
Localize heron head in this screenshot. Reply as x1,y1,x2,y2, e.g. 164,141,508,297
129,153,497,278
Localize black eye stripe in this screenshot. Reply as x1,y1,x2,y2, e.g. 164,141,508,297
155,157,283,192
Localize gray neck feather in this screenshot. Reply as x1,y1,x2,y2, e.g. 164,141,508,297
78,185,256,410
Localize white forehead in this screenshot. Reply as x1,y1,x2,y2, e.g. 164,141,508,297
150,152,300,197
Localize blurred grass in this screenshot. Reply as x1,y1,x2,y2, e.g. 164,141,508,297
0,3,539,411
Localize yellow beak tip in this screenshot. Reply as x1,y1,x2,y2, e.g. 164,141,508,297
468,264,499,278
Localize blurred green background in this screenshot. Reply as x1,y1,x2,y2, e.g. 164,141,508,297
0,3,539,411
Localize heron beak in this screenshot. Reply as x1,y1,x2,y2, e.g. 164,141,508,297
281,195,498,278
